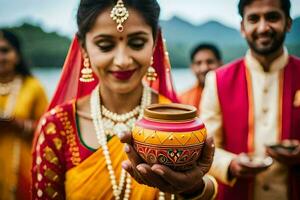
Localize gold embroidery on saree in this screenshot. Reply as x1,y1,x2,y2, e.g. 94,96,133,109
44,168,60,182
45,185,59,199
53,138,62,150
56,107,81,166
43,146,59,165
45,122,57,135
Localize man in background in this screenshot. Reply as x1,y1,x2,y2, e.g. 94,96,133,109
179,43,222,114
201,0,300,199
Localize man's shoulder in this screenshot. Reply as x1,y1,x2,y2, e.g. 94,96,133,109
179,85,199,100
290,55,300,65
215,58,245,75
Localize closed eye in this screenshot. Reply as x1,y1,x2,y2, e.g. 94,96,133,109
96,40,115,52
128,38,147,50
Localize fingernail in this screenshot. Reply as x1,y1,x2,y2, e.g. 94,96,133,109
137,165,146,174
118,132,125,139
153,168,164,176
122,162,129,170
124,144,130,153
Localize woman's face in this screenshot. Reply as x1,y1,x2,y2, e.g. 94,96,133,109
83,8,154,94
0,39,19,76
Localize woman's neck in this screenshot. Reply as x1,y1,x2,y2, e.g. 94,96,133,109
100,84,143,114
0,71,16,83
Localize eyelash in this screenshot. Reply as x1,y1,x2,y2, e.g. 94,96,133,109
97,43,115,52
96,38,147,52
129,39,147,50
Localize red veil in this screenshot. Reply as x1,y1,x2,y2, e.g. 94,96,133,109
48,28,178,110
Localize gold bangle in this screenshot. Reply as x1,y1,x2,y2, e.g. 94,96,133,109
206,175,218,200
176,175,218,200
177,175,211,200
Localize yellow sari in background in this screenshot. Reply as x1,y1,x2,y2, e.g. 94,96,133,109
0,76,48,200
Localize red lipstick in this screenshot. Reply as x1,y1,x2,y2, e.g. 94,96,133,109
111,69,136,80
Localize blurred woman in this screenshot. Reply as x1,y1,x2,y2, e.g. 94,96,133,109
0,29,48,199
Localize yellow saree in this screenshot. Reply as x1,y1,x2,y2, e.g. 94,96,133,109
65,137,158,200
65,95,171,200
0,76,48,200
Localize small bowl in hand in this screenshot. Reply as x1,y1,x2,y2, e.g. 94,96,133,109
267,140,299,153
237,153,273,170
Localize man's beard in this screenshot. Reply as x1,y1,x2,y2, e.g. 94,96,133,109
247,31,286,56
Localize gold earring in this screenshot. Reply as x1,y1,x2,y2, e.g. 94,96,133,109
146,57,157,82
80,58,94,82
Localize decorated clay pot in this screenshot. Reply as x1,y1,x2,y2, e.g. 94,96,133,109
132,103,206,171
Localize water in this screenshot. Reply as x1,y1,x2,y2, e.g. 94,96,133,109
32,68,197,99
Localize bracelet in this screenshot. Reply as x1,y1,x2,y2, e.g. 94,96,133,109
177,175,218,200
207,175,218,200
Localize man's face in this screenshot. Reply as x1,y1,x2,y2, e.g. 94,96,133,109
191,49,221,86
241,0,291,55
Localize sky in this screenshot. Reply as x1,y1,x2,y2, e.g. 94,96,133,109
1,0,300,37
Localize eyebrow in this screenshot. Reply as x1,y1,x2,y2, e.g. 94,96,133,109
93,34,114,40
127,31,149,38
93,31,149,40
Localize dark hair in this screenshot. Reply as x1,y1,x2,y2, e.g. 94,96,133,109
238,0,291,18
76,0,160,43
190,43,222,62
0,29,32,77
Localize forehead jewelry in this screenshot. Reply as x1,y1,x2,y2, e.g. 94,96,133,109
110,0,129,32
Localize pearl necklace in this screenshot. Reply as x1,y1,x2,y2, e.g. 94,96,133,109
0,79,15,95
102,105,140,122
102,103,140,138
91,84,151,200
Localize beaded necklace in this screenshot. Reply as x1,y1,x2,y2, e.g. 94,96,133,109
90,84,151,200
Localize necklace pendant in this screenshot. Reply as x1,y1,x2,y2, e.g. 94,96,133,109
114,123,130,138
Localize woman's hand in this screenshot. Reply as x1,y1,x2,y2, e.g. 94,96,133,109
0,117,15,130
0,117,35,138
119,132,215,195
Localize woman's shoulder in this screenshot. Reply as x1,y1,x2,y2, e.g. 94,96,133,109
38,100,76,133
23,75,41,85
22,75,46,92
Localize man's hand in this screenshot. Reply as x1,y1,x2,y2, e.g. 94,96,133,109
266,140,300,166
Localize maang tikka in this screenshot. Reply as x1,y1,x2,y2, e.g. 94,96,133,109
110,0,129,32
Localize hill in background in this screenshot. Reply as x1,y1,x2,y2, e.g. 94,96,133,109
2,23,71,67
1,16,299,68
161,16,300,68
